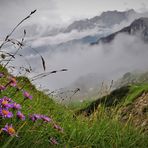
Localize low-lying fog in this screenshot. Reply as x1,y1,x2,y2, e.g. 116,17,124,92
6,33,148,98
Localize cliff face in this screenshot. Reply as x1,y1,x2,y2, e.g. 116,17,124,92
91,17,148,44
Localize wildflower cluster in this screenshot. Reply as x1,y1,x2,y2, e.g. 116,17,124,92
29,114,63,145
0,73,63,145
0,95,27,136
0,74,30,136
0,10,61,145
29,113,63,132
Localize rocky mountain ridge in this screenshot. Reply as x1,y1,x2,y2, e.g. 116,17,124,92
91,17,148,44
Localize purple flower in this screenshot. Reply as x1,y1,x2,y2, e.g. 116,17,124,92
41,115,52,122
17,111,25,121
9,77,17,87
0,72,4,78
23,91,32,100
2,96,12,102
53,124,64,132
0,85,6,91
2,123,16,136
50,137,58,145
0,98,12,108
0,109,13,118
29,114,41,122
12,102,21,110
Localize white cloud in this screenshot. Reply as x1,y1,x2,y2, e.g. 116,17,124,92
0,0,61,37
30,28,100,47
7,33,148,91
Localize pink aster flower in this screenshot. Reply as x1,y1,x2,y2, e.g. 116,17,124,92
0,109,13,118
0,72,4,78
0,85,6,91
41,115,52,122
29,114,41,122
12,102,21,110
2,124,16,136
0,99,12,108
2,96,12,102
9,77,17,87
5,77,17,88
50,137,58,145
17,111,25,121
53,124,64,132
23,91,32,100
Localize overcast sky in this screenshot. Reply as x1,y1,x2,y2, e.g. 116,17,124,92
0,0,148,26
56,0,148,21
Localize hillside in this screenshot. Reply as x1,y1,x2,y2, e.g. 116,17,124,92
115,71,148,88
0,65,148,147
77,84,148,131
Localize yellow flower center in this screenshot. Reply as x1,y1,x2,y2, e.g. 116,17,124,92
8,127,15,135
2,110,9,115
2,100,8,106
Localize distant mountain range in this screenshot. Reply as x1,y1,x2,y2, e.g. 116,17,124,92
20,9,147,39
64,9,137,32
15,9,148,99
57,16,148,99
21,11,148,59
91,17,148,44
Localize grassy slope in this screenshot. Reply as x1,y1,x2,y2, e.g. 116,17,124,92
0,67,148,148
124,84,148,105
77,84,148,115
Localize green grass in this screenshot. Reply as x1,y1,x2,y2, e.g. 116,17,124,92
77,84,148,116
124,84,148,106
0,67,148,147
67,100,93,111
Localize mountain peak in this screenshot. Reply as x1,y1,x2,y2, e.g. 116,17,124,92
100,9,136,17
91,17,148,44
131,17,148,27
126,9,136,13
64,9,137,33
